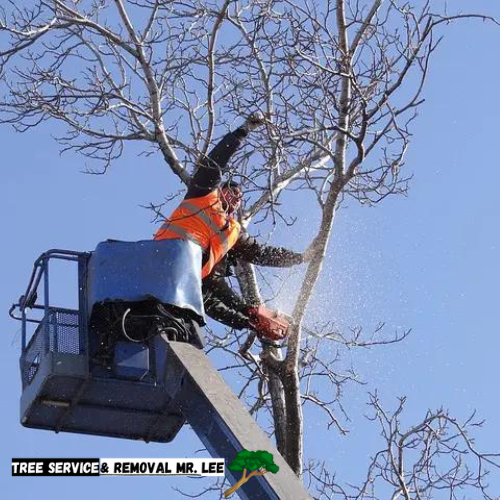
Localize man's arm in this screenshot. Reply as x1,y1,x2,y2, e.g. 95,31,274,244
202,272,252,330
186,113,266,199
186,128,248,199
229,232,305,267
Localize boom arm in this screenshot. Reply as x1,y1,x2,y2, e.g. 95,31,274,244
164,341,311,500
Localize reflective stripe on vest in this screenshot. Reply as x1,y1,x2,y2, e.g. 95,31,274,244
182,201,219,231
154,190,241,278
159,200,231,252
158,221,200,246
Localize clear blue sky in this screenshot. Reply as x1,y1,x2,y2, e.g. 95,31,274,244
2,2,499,498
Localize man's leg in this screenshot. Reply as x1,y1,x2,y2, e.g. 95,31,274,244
157,304,204,348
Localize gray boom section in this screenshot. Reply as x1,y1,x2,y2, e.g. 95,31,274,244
164,341,312,500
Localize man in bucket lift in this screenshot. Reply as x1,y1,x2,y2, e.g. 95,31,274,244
153,113,314,346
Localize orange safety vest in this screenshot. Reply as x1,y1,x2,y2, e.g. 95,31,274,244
154,190,241,278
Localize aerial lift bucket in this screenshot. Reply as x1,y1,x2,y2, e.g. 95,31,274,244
10,244,312,500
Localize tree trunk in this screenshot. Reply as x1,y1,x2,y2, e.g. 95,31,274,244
236,261,288,456
263,344,287,457
282,351,303,475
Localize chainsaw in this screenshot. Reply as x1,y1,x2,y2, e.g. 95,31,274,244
248,305,292,342
239,305,292,360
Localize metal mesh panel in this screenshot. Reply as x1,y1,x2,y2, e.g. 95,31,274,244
25,353,41,386
22,318,47,388
21,308,81,388
47,310,81,354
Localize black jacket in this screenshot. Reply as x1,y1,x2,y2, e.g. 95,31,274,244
203,233,304,330
188,127,304,330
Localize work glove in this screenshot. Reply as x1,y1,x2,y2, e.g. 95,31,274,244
245,306,261,331
245,306,288,341
242,112,266,132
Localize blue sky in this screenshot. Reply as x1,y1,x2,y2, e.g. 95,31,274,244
2,2,500,498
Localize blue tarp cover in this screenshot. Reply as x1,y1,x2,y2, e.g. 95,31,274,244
87,239,205,324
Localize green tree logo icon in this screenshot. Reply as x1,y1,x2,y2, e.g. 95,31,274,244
224,449,279,498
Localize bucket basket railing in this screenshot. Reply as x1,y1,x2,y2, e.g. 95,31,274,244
9,249,90,389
